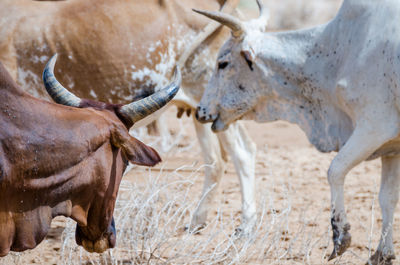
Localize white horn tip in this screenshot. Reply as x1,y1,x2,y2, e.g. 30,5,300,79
46,53,59,73
192,8,207,16
172,66,182,87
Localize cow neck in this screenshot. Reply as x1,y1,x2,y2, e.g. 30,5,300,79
255,25,327,118
253,23,352,152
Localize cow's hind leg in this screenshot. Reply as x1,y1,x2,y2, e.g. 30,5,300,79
367,155,400,265
217,122,257,236
327,126,397,261
188,116,226,232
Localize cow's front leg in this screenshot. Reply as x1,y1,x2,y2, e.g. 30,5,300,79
217,122,257,236
367,155,400,265
188,116,226,232
327,126,397,260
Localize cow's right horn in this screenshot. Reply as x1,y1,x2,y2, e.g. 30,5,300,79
255,0,269,29
256,0,268,18
42,54,82,107
119,67,181,124
193,9,245,38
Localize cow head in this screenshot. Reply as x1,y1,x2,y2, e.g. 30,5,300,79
0,55,180,256
194,0,269,131
42,54,181,253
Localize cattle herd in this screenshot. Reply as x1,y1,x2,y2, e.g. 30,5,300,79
0,0,399,264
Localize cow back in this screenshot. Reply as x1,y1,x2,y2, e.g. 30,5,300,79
0,0,227,104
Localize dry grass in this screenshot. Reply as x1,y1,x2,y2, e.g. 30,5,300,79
59,170,313,264
10,157,380,265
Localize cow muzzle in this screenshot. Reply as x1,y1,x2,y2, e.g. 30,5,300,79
195,106,218,124
75,218,116,253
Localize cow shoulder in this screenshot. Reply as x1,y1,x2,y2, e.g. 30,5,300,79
110,127,161,167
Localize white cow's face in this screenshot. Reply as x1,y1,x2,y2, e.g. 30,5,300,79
196,37,264,132
194,1,270,132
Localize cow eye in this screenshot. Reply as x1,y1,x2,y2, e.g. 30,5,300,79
218,61,229,70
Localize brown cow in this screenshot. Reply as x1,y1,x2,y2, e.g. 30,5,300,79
0,0,258,235
0,55,181,256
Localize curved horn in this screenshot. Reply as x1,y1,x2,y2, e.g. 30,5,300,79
192,9,245,38
256,0,269,25
42,54,81,107
120,67,181,124
178,0,240,67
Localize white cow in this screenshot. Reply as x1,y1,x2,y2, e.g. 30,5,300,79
195,0,400,263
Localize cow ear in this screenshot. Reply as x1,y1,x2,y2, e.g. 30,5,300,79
122,137,161,166
240,50,254,62
240,50,255,71
111,129,161,166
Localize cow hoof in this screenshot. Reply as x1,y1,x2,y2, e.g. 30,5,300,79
234,223,255,238
234,227,247,238
184,223,206,234
367,251,395,265
328,231,351,261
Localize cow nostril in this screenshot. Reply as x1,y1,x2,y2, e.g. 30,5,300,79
195,111,199,120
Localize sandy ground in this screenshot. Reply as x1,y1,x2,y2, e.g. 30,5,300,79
1,108,397,264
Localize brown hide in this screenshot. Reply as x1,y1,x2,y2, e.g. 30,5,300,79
0,62,161,256
0,0,233,104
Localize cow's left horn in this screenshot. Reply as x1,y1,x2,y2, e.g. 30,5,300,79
256,0,267,18
119,67,181,124
256,0,269,27
193,9,245,38
43,54,82,107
